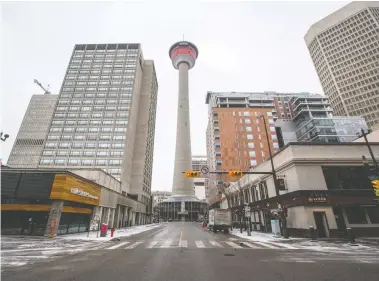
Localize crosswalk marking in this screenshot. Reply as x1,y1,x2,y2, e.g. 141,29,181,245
225,241,243,249
195,241,205,248
106,241,130,250
179,240,188,248
160,240,172,248
147,241,159,249
125,242,144,249
209,241,223,248
94,239,307,251
241,242,260,249
253,241,279,249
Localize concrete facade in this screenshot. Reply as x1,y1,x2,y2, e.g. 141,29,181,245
222,143,379,237
35,44,158,223
305,1,379,130
7,94,58,168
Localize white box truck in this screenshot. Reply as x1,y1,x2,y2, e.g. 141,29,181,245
208,209,231,233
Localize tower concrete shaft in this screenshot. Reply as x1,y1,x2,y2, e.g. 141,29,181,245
169,41,199,196
172,62,193,196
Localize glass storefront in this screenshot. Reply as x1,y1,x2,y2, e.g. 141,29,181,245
157,196,208,221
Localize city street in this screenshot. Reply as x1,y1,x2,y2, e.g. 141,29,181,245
2,222,379,281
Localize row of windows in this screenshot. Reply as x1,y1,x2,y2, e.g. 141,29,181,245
71,58,136,64
66,75,134,80
67,69,135,75
55,107,130,114
62,87,133,92
63,80,134,86
47,134,125,141
59,93,131,100
40,158,123,167
51,120,128,126
49,126,127,133
74,49,138,55
53,113,129,119
42,150,124,157
69,64,136,69
45,142,125,149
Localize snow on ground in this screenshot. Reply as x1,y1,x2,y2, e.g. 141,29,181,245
230,229,379,254
60,223,163,241
1,223,163,271
230,229,301,243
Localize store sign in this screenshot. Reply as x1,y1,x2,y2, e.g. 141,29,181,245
308,193,327,203
50,174,101,205
70,188,99,200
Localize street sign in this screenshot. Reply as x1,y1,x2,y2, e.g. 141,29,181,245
200,166,209,178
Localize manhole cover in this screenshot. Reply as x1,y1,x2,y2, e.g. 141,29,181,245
224,253,235,256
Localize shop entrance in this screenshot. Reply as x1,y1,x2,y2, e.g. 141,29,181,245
313,212,329,238
332,206,347,237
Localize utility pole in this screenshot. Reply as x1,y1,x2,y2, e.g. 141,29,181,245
259,115,279,196
357,128,378,170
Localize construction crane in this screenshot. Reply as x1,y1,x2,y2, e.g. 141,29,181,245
34,79,51,95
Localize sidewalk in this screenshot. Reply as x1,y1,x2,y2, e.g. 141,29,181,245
230,229,379,252
59,223,163,241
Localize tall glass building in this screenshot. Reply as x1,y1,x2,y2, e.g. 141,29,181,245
38,43,158,212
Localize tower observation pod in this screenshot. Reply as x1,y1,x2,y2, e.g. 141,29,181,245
169,41,199,196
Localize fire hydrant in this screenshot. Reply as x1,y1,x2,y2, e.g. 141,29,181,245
111,228,115,237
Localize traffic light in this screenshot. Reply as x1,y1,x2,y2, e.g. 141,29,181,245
228,170,243,177
371,180,379,197
184,171,200,178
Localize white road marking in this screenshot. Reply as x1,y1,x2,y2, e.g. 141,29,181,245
225,241,243,249
253,241,280,249
125,242,144,249
147,241,159,248
195,241,206,248
106,241,130,250
160,240,173,248
180,240,188,248
209,241,223,248
241,242,260,249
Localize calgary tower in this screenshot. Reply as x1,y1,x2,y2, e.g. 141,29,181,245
169,41,199,196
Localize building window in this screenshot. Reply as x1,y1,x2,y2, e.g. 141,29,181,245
345,207,367,224
250,159,257,166
247,134,253,140
273,143,279,149
246,126,252,132
249,151,256,157
248,142,254,148
365,206,379,223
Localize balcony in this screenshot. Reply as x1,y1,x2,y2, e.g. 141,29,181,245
293,107,332,120
293,100,331,112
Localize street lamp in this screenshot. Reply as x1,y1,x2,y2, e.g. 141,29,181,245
0,132,9,142
258,115,279,196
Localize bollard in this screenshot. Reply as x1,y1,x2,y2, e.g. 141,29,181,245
347,228,358,246
111,228,115,238
309,226,317,242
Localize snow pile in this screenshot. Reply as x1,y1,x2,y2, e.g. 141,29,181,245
230,229,300,243
59,223,162,241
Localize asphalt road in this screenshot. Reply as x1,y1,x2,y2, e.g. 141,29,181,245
2,222,379,281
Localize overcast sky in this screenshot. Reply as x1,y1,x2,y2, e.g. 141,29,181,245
0,1,348,191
